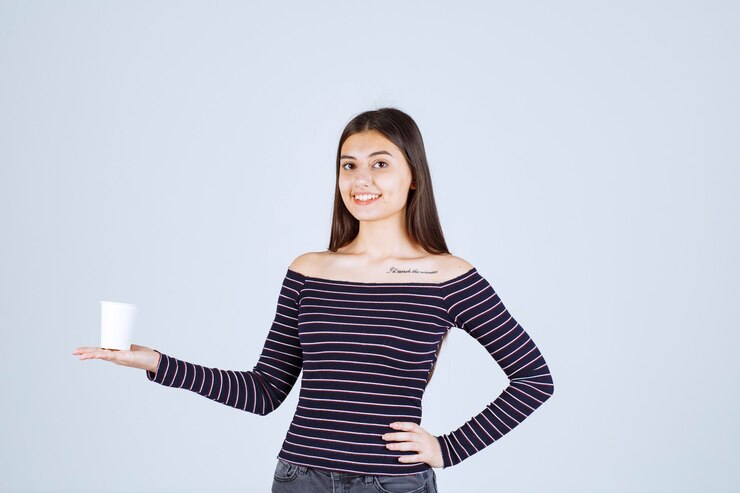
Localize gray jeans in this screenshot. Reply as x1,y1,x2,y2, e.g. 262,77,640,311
271,458,439,493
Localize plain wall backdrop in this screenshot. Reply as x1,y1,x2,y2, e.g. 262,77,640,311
1,1,738,492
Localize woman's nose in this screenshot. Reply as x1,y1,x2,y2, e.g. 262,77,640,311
354,169,372,185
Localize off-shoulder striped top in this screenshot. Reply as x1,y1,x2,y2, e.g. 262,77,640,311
146,266,554,475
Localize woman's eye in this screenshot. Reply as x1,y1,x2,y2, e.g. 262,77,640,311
340,161,387,170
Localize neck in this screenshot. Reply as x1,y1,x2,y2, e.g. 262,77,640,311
345,215,422,260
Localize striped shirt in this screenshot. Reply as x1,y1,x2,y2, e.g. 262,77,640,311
146,266,554,475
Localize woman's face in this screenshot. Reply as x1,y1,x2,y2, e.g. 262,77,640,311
338,130,415,222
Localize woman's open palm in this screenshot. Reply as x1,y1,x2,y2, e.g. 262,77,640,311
72,344,160,373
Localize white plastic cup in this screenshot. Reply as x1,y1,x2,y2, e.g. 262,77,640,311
100,301,138,351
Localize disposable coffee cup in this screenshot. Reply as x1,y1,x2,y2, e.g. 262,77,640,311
100,301,138,351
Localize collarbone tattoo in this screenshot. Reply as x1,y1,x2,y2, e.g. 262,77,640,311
385,266,439,276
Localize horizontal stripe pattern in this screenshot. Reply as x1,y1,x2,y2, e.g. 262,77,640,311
146,266,554,475
145,271,304,416
435,269,555,468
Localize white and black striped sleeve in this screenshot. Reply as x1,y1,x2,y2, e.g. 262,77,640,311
144,269,305,416
435,269,555,468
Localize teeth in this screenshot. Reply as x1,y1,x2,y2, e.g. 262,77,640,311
355,194,380,201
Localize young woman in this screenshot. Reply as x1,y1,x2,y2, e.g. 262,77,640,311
73,107,555,493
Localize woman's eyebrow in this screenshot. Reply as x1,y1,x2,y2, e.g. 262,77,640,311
340,150,393,160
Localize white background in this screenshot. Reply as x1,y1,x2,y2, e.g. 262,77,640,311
1,1,738,492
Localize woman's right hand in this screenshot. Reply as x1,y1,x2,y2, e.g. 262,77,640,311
72,344,161,373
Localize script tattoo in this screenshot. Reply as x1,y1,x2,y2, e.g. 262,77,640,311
386,266,438,276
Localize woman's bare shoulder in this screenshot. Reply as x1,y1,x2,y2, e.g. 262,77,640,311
288,251,330,277
437,254,475,280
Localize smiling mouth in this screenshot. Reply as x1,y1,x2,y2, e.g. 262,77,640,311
353,193,382,205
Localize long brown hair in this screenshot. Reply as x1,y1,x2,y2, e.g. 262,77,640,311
328,107,451,384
